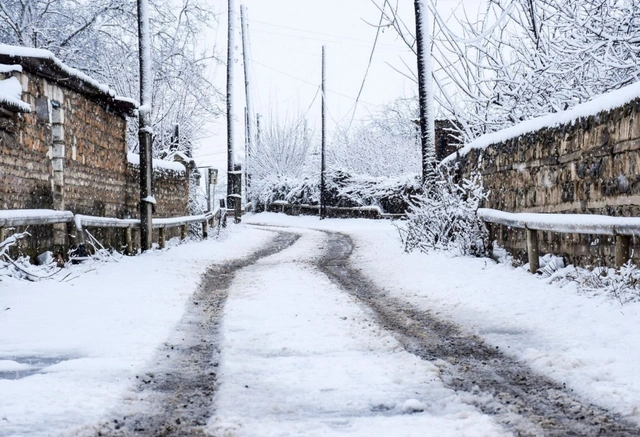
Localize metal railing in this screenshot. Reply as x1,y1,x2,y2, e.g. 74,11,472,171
478,208,640,272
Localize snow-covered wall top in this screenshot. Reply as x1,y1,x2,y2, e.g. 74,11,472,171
0,64,22,74
0,44,138,113
446,81,640,162
0,76,30,112
127,152,186,174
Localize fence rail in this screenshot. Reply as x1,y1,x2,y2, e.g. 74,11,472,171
0,209,221,256
478,208,637,272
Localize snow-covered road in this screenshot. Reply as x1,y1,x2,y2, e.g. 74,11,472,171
209,226,506,436
2,214,640,436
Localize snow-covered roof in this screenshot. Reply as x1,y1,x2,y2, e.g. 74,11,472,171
127,152,186,174
445,81,640,163
0,44,138,116
0,76,30,113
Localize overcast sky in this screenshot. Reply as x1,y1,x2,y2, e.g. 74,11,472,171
196,0,483,170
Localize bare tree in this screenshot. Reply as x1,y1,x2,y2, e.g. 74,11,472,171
330,98,421,177
372,0,640,143
0,0,222,154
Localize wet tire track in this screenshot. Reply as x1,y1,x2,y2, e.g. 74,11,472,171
86,231,299,437
316,230,640,437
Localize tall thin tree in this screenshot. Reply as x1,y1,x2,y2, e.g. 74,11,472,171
414,0,435,183
226,0,236,209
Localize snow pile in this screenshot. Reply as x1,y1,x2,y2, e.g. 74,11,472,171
446,80,640,162
127,152,185,174
0,44,137,109
0,76,30,112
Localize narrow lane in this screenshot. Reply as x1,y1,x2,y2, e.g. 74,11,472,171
83,224,640,437
210,227,508,436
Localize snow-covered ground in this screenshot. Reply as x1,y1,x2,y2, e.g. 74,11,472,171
245,213,640,427
0,226,275,437
2,213,640,436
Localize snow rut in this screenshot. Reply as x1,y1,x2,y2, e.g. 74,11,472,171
317,231,640,437
84,231,299,437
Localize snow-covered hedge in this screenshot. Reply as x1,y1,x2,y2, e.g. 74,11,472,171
250,171,421,214
397,167,490,257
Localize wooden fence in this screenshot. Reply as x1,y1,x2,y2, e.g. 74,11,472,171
479,208,640,272
0,209,222,257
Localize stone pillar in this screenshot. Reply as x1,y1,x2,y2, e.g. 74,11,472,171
50,99,67,253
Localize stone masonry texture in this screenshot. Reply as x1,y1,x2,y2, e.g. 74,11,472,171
0,70,188,258
454,98,640,267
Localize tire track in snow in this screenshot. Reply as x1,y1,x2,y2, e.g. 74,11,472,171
316,230,640,437
83,231,299,437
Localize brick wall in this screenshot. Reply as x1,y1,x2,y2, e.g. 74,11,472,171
0,70,189,257
454,97,640,266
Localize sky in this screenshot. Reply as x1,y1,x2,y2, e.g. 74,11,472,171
194,0,484,172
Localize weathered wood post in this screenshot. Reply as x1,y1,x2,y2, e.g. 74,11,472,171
526,227,539,273
202,220,209,239
0,227,4,244
159,227,166,249
180,224,187,240
615,233,630,268
125,226,133,255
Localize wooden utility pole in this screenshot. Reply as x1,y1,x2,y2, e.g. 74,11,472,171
137,0,153,251
226,0,236,211
414,0,435,184
240,5,254,202
320,45,327,220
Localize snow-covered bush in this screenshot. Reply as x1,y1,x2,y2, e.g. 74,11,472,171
251,171,421,214
0,233,63,281
398,166,489,256
569,262,640,305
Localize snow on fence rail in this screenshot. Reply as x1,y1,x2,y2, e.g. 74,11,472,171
478,208,638,272
0,209,220,256
75,211,219,252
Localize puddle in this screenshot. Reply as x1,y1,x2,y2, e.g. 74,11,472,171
0,355,80,380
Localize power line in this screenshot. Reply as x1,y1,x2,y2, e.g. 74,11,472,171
346,8,385,130
247,17,406,50
249,58,381,107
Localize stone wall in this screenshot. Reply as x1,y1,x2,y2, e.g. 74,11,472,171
0,70,189,258
454,96,640,267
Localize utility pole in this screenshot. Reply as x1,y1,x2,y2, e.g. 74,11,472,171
137,0,153,251
320,45,327,220
256,113,261,147
414,0,435,184
240,4,254,206
226,0,237,214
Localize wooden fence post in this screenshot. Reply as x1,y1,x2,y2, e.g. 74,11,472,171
159,227,166,249
126,227,133,255
615,234,630,268
202,220,209,239
180,224,187,240
0,227,4,244
526,227,539,273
